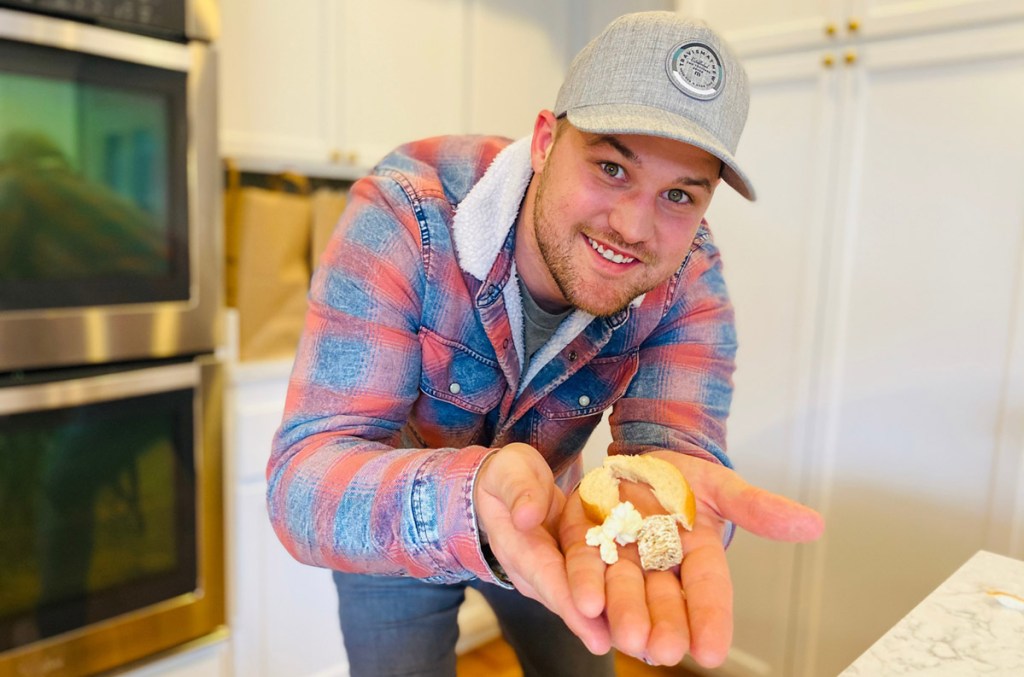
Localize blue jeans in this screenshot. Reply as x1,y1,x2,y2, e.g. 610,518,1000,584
333,571,615,677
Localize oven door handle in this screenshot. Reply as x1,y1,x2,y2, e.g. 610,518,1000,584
0,362,199,415
0,8,192,71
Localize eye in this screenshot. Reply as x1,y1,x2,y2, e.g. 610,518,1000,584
664,188,692,204
599,162,625,180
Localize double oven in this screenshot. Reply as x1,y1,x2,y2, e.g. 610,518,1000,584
0,2,225,676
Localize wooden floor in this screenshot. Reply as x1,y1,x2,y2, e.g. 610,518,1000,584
456,637,699,677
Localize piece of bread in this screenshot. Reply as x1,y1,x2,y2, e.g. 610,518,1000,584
578,454,696,530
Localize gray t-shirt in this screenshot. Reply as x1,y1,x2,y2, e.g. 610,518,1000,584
518,277,572,374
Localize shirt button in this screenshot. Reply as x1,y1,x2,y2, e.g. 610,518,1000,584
578,395,591,407
568,350,578,361
449,382,462,394
503,338,509,349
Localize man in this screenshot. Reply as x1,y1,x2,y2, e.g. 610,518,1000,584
268,11,824,676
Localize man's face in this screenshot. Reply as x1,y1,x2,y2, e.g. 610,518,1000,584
519,115,722,317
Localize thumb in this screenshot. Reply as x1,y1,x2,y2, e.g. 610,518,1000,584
477,443,555,531
712,475,824,542
648,451,824,543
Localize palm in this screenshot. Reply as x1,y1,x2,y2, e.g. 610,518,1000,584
560,451,824,667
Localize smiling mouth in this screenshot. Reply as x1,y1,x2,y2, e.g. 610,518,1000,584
586,236,636,265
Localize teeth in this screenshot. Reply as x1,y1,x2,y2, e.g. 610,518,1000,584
588,237,635,264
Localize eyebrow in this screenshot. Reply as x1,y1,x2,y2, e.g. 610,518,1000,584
587,134,716,194
588,135,639,164
677,176,714,193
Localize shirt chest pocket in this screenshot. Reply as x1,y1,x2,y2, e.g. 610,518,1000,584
418,328,505,415
536,350,639,420
531,350,639,475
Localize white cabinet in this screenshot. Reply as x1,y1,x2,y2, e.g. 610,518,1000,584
218,1,334,164
225,360,349,677
705,45,838,677
219,0,673,174
792,22,1024,677
700,9,1024,677
677,0,833,52
223,359,506,675
335,0,469,167
218,0,512,172
464,0,569,138
677,0,1024,54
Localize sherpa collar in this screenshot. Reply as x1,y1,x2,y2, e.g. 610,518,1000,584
451,136,533,281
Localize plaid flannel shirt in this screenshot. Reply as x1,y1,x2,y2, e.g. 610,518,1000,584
267,134,737,586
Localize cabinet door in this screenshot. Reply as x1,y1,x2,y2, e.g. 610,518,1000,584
464,0,572,140
336,0,467,167
676,0,838,54
228,366,349,677
851,0,1024,38
678,0,1024,55
231,483,349,677
219,0,333,162
792,21,1024,677
703,48,839,677
261,487,350,677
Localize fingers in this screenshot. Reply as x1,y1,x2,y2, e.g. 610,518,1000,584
568,517,692,666
644,570,689,666
604,557,650,656
497,525,611,655
679,517,733,668
561,487,688,664
560,493,608,618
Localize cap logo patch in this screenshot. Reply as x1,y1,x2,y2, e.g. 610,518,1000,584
666,41,724,101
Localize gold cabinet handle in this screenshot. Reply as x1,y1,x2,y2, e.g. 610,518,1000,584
848,18,861,32
329,149,359,165
844,50,858,65
823,53,836,68
825,22,838,37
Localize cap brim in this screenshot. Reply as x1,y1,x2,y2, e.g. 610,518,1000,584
566,105,756,201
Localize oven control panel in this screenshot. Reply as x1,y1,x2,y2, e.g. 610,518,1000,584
0,0,186,41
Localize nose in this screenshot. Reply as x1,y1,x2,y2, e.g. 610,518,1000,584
607,191,655,244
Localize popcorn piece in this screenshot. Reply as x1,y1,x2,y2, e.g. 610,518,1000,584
585,524,618,564
637,514,683,571
585,501,643,565
608,501,644,545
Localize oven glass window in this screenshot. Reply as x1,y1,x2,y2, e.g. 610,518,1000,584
0,39,189,310
0,388,196,651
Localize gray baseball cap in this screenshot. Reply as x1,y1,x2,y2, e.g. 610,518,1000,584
554,12,756,201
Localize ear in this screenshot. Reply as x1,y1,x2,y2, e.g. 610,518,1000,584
530,110,559,174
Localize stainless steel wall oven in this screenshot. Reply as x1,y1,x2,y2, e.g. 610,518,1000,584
0,1,220,373
0,2,224,676
0,358,224,677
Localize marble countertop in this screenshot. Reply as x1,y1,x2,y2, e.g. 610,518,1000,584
840,550,1024,675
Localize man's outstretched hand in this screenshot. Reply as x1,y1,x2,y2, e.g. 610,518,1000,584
474,443,612,655
560,451,825,667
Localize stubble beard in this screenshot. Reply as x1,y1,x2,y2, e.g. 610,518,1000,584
532,173,656,318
